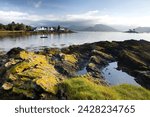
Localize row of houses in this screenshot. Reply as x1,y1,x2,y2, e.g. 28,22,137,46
34,26,70,32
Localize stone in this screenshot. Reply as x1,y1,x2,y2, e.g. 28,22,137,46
92,49,113,60
7,47,25,57
2,82,13,90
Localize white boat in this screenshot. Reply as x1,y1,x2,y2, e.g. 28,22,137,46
40,35,48,38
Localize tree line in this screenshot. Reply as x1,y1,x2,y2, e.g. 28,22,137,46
0,22,33,31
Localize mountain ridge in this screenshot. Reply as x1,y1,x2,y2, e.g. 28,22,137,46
69,24,118,32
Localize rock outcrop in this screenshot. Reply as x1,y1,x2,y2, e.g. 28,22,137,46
0,40,149,99
0,49,60,99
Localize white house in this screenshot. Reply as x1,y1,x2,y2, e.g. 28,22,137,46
49,27,54,31
34,26,47,31
60,27,65,31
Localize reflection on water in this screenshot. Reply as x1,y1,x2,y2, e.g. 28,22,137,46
0,32,150,51
77,67,87,75
102,62,140,86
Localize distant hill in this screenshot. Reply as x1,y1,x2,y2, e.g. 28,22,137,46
83,24,118,32
69,24,118,32
135,27,150,33
68,25,89,31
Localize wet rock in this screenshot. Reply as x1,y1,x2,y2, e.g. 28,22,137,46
90,56,101,64
54,53,78,77
86,63,100,77
55,61,77,77
118,50,147,70
90,56,107,66
43,48,60,56
57,88,67,100
134,70,150,89
87,63,97,72
91,50,113,60
7,47,25,58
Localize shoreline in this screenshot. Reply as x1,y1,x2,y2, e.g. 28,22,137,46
0,40,149,100
0,30,74,37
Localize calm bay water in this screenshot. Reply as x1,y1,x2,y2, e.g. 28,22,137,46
0,32,150,52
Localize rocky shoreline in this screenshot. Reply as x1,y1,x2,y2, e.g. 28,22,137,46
0,40,150,100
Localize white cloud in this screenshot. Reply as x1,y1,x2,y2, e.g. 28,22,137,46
0,10,150,27
0,10,57,23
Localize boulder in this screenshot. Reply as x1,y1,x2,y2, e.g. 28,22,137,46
7,47,25,57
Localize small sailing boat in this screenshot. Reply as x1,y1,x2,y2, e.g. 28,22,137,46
40,35,48,38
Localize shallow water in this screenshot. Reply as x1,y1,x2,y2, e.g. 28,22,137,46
0,32,150,51
77,67,87,75
102,62,140,86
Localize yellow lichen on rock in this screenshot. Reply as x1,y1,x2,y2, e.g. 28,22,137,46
19,51,34,60
8,74,17,81
88,63,96,68
36,76,58,94
64,54,77,63
4,50,60,96
9,52,49,74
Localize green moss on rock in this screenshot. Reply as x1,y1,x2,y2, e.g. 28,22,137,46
64,54,78,63
12,87,35,99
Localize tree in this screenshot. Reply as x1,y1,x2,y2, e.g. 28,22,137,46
57,25,60,32
0,22,33,31
7,21,16,31
26,25,33,31
0,23,4,30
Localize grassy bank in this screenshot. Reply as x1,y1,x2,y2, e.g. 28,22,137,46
60,78,150,100
0,31,32,36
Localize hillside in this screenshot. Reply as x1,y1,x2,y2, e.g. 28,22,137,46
83,24,118,32
69,24,118,32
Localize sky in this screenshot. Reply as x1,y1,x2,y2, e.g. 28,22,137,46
0,0,150,27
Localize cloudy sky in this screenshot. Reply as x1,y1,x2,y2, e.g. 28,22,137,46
0,0,150,27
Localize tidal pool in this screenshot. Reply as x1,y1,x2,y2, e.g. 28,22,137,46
102,62,140,86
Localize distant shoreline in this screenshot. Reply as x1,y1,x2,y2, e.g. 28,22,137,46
0,30,74,37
